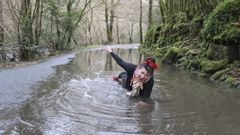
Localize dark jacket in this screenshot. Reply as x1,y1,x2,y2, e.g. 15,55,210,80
110,52,154,98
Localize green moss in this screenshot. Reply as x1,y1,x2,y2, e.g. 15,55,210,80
143,25,161,48
177,57,188,65
220,74,227,81
157,23,177,47
198,72,210,78
213,25,240,44
173,22,191,35
186,49,199,56
155,46,169,57
161,23,173,35
189,15,204,36
210,68,230,81
140,1,240,89
200,59,228,74
176,12,188,23
224,77,237,86
162,46,181,64
205,44,228,60
202,0,240,44
187,59,200,70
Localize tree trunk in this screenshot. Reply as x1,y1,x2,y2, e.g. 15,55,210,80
55,17,61,50
104,1,110,43
159,0,165,23
97,16,104,44
88,5,93,45
116,17,120,44
139,0,143,44
0,0,4,46
104,0,116,44
148,0,153,29
20,0,34,61
64,0,74,49
128,23,134,43
63,0,92,49
109,0,114,43
34,0,43,45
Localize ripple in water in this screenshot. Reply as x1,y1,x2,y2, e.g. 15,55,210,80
4,46,240,135
38,73,160,135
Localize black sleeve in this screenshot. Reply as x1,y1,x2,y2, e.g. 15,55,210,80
140,77,154,98
110,52,135,72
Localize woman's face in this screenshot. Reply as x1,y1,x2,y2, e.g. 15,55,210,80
135,67,152,82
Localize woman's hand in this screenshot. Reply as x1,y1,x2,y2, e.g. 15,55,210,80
106,46,113,53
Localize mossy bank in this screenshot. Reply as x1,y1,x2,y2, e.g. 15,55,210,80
141,0,240,88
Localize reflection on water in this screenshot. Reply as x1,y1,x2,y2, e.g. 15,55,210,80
1,45,240,135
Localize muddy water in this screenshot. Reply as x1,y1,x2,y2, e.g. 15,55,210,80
1,45,240,135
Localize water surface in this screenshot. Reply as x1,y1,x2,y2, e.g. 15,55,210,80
1,44,240,135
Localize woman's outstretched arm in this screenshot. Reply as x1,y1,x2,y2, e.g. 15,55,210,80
106,46,135,72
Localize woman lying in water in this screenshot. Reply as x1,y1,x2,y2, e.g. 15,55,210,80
106,46,158,98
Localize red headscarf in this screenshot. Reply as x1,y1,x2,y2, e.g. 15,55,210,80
143,58,158,70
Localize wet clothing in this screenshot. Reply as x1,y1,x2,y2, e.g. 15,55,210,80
110,52,154,98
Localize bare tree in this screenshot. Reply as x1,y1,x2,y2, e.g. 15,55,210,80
0,0,3,46
19,0,44,60
104,0,111,43
96,15,104,44
47,0,92,50
87,4,94,45
103,0,120,44
139,0,143,44
34,0,44,45
128,22,134,43
148,0,153,29
109,0,114,43
116,17,120,44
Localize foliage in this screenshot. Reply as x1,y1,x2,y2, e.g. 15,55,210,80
162,46,180,64
142,25,161,49
18,0,44,60
44,0,92,51
143,12,196,51
142,0,240,88
205,44,228,60
210,68,230,80
224,77,238,86
158,0,223,23
202,0,240,45
200,59,228,74
2,0,92,61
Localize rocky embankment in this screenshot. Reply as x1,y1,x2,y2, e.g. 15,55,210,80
141,0,240,88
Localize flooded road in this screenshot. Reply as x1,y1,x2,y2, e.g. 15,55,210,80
1,44,240,135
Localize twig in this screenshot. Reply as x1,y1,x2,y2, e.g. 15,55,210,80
0,23,15,42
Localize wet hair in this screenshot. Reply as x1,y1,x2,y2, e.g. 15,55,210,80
118,72,127,80
139,58,157,74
